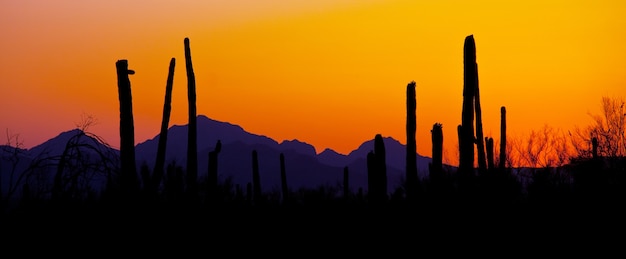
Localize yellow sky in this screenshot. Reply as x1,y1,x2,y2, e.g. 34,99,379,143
1,0,625,165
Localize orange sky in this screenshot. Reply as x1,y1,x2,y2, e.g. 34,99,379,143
1,0,625,165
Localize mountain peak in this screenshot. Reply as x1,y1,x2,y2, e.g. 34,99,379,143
278,139,317,156
279,139,314,148
320,148,341,155
28,128,115,158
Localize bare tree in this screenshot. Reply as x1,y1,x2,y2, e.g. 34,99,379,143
1,130,28,206
1,114,119,212
571,96,626,159
512,125,575,169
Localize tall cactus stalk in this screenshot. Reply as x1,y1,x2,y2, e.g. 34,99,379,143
279,153,288,204
207,140,221,201
486,137,495,171
366,134,387,204
499,106,507,170
460,35,477,176
152,57,176,194
184,37,198,196
405,81,418,201
430,123,443,180
374,134,387,202
474,64,487,174
251,150,262,204
457,124,463,166
115,59,139,197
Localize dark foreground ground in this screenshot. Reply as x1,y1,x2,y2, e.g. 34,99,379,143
3,198,625,256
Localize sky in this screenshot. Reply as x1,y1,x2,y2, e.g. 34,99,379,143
1,0,625,165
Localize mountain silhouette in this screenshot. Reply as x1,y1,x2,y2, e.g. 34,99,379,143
134,115,436,191
277,139,317,157
28,129,119,159
2,115,442,196
317,148,349,167
1,129,118,197
135,115,344,190
346,136,432,178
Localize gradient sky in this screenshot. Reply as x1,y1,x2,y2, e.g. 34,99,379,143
1,0,625,165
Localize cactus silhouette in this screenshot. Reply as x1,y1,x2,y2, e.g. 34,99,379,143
405,81,419,201
184,37,199,197
430,123,443,180
279,153,288,204
115,59,139,198
457,124,463,166
153,57,176,195
474,63,487,174
252,150,262,205
375,134,387,201
367,134,388,204
460,35,477,176
486,137,494,171
207,140,222,201
499,106,507,170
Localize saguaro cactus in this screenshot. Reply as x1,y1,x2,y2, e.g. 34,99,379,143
367,134,388,204
474,65,487,174
374,134,387,200
460,35,477,176
252,150,262,204
115,59,139,197
486,137,494,171
153,57,176,194
405,81,418,200
184,37,198,195
430,123,443,180
207,140,222,200
279,153,288,203
457,124,463,166
499,106,507,170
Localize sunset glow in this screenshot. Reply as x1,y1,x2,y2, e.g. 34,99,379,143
2,0,625,166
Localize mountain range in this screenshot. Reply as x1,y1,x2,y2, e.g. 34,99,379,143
2,115,438,194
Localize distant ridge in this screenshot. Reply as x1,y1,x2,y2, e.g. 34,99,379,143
134,114,436,190
2,115,442,194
